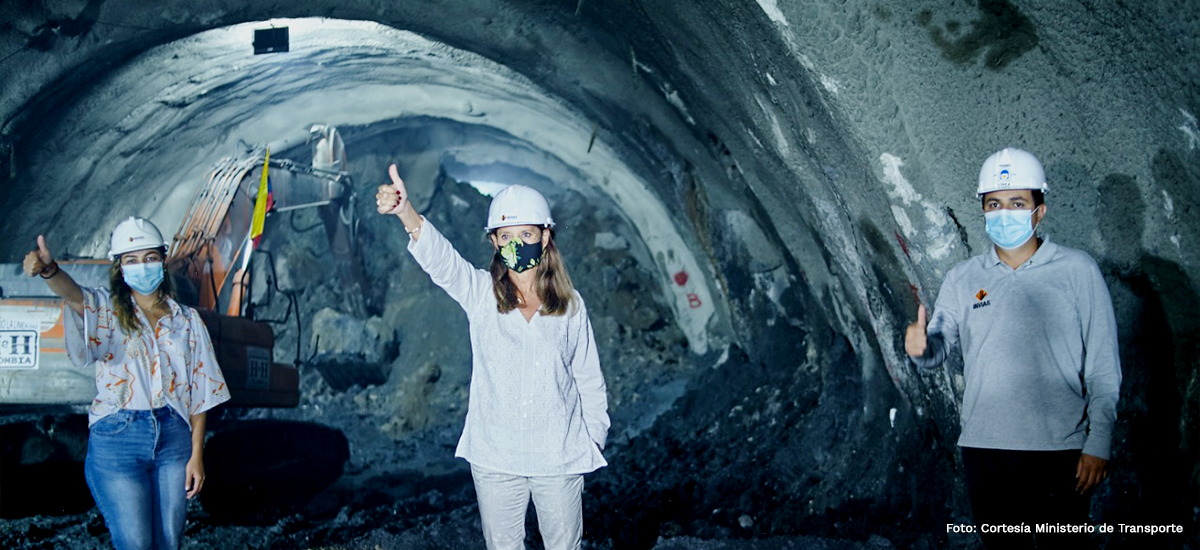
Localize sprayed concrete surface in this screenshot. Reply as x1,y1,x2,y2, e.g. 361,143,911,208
1,1,1198,548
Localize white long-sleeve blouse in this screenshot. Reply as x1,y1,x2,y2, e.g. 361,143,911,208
408,219,610,476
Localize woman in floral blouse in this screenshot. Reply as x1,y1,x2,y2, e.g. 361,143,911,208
23,217,230,550
376,165,609,550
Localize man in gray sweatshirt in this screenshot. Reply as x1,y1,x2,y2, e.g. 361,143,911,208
906,148,1121,549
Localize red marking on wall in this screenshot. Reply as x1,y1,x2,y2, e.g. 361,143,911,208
687,292,703,309
894,231,911,259
674,271,689,286
909,284,920,304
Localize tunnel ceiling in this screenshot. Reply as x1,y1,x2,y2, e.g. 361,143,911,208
2,0,1200,443
1,15,732,353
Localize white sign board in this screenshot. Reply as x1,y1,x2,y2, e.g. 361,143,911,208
0,304,61,332
0,319,40,370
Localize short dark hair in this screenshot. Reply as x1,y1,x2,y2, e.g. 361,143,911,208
981,189,1044,209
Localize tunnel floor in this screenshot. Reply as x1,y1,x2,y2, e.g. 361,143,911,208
0,364,928,550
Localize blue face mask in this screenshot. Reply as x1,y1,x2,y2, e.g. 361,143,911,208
984,209,1037,250
122,262,165,295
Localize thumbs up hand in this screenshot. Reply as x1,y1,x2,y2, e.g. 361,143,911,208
23,235,56,278
905,304,928,358
376,164,410,216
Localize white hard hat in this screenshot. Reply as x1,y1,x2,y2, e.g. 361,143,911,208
976,147,1049,197
485,185,555,231
108,217,168,259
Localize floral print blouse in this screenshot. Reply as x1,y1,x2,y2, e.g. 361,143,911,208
64,287,230,428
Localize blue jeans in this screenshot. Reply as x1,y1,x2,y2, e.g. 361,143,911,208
85,407,191,550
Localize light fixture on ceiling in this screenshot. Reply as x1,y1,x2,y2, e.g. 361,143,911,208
253,27,289,55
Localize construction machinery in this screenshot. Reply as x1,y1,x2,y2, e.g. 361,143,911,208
0,126,364,519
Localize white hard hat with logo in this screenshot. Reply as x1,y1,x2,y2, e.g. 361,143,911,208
108,217,168,259
976,147,1049,197
485,185,556,231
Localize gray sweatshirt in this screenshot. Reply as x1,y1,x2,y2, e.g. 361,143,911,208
911,239,1121,460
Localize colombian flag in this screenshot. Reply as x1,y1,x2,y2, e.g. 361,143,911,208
250,148,273,248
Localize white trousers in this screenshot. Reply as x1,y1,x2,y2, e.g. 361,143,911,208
469,463,585,550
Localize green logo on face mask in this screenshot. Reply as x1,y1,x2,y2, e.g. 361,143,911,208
499,239,542,272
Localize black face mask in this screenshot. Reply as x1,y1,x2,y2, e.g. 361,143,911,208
498,239,543,273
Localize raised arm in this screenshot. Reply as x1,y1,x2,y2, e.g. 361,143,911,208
23,235,84,314
376,164,489,311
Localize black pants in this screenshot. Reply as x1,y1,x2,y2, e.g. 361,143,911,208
961,447,1094,550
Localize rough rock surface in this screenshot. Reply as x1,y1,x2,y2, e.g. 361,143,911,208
309,308,400,390
0,1,1197,549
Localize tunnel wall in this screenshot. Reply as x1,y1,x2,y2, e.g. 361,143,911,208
1,0,1197,543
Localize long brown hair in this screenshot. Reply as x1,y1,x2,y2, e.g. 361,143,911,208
108,248,177,334
489,229,576,316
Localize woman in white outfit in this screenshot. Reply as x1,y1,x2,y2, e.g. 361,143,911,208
376,164,609,550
